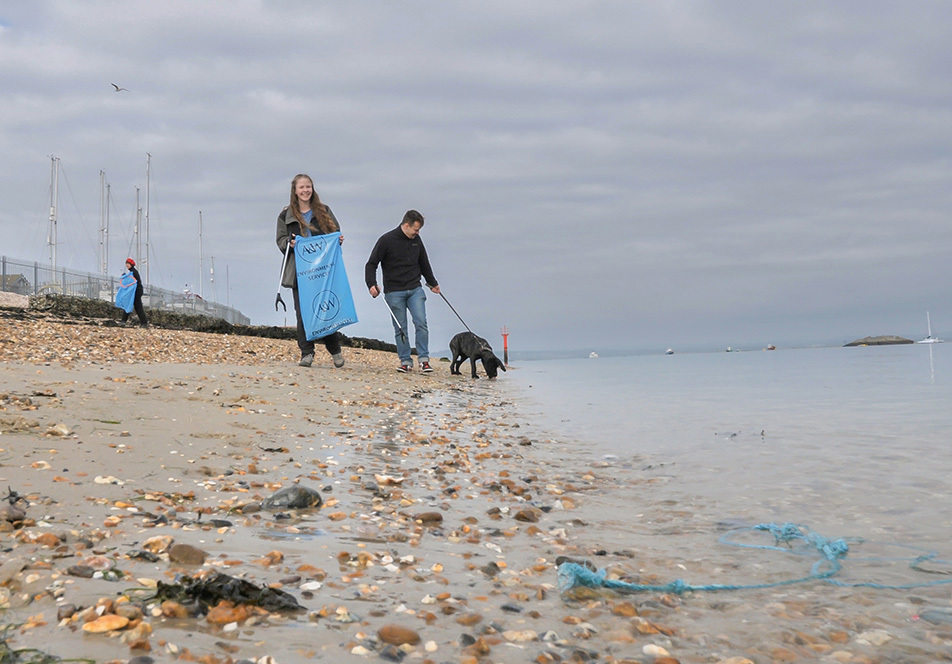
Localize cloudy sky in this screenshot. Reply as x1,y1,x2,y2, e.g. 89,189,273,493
2,1,950,353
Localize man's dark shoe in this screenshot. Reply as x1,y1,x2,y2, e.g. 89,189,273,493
299,354,314,367
420,362,433,373
396,364,411,373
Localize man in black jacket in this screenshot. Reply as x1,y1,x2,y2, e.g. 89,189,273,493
365,210,440,373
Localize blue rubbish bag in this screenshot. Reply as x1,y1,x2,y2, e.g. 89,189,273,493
294,232,358,340
115,272,137,313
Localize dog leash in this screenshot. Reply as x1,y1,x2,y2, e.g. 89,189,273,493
439,292,472,334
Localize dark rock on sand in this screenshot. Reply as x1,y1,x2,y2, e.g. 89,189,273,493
262,486,324,510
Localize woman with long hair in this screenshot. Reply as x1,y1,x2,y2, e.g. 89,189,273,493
275,174,345,368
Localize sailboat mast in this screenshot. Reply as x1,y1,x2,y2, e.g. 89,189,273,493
145,153,151,284
48,155,59,269
198,211,204,298
135,186,141,263
105,182,111,274
99,170,107,275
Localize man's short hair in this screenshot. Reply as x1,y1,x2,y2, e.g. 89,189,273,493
402,210,424,227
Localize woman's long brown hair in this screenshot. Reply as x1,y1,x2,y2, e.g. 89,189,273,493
289,174,338,234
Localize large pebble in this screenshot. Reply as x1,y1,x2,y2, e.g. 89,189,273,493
378,624,421,645
415,511,443,524
82,614,130,633
168,543,207,565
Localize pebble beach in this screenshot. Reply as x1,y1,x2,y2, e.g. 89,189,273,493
2,301,951,664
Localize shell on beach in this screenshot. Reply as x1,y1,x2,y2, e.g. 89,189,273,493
81,555,115,571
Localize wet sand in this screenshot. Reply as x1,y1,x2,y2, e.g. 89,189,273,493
2,313,952,664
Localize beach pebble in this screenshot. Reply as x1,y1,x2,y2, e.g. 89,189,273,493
503,629,538,642
379,645,405,662
82,614,130,633
378,624,421,645
920,609,952,625
0,504,27,523
514,508,541,522
856,629,893,646
66,564,95,578
643,644,670,657
206,601,251,624
415,511,443,524
57,603,78,621
168,542,207,565
262,486,323,510
142,535,173,553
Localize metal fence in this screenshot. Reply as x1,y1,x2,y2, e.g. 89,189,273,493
1,255,250,325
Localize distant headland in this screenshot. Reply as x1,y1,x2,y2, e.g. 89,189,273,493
843,335,914,347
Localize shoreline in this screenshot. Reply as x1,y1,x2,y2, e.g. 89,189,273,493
1,314,947,664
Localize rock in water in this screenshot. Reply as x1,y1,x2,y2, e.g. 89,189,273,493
261,486,323,510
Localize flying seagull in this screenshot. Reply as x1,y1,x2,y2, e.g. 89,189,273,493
111,83,129,92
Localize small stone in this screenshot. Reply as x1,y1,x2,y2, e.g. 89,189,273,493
206,601,251,624
378,624,421,646
514,508,541,523
415,511,443,524
643,644,670,657
34,532,60,547
379,644,405,662
127,657,156,664
142,535,173,553
480,562,500,577
57,603,77,621
168,543,206,565
612,601,638,617
160,600,189,618
66,565,95,578
115,604,144,621
503,629,538,642
856,629,893,646
82,614,130,633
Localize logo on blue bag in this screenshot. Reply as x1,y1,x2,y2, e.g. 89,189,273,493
298,237,328,264
312,291,340,321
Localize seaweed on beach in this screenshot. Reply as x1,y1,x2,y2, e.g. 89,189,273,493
150,571,303,613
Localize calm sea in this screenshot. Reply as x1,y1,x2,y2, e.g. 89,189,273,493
503,343,952,546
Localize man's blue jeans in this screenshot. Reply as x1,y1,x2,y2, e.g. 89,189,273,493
384,287,428,365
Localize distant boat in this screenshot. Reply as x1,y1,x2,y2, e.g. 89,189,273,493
665,348,674,355
589,352,599,358
766,344,776,351
918,311,943,344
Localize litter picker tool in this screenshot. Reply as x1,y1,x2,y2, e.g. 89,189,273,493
383,300,409,344
439,291,473,334
274,240,292,312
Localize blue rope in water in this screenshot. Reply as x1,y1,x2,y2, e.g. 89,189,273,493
558,522,952,596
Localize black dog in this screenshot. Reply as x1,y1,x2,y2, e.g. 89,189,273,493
449,332,507,379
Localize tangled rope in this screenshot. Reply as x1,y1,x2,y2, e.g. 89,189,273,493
558,522,952,597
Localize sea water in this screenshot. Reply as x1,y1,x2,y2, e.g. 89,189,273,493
504,343,952,560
